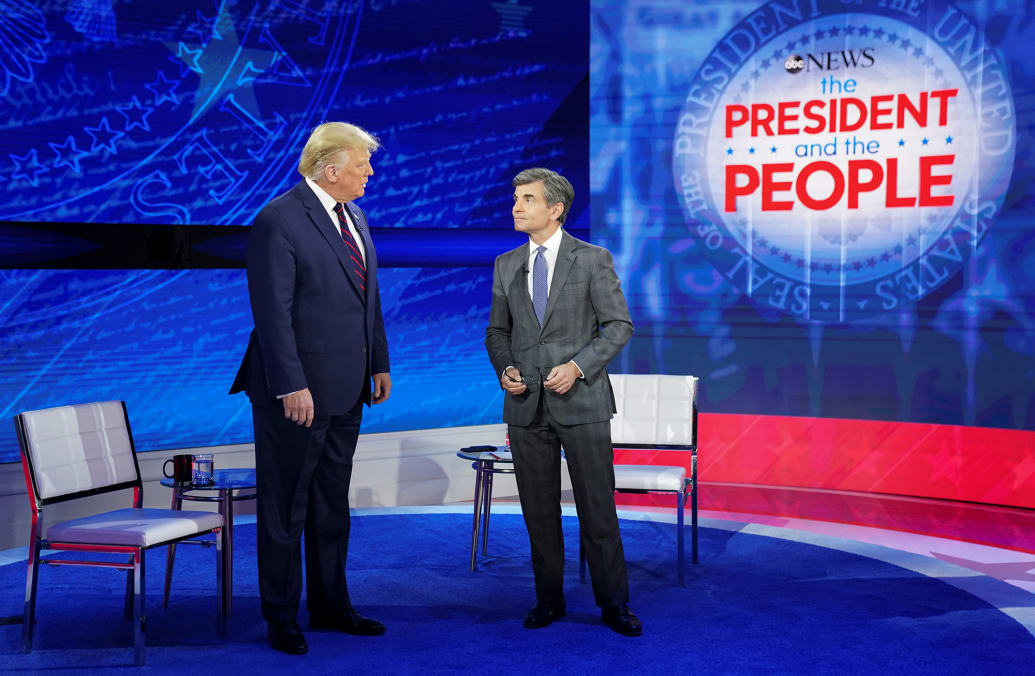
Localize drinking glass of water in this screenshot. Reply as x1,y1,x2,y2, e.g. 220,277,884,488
192,453,214,485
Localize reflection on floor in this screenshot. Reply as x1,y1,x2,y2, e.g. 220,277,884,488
611,482,1035,596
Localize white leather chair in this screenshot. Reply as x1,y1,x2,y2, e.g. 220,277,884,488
14,401,225,666
577,374,699,586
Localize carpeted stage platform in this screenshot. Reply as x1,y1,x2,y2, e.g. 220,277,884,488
2,507,1034,674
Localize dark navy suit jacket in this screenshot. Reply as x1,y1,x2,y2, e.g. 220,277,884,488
230,180,390,415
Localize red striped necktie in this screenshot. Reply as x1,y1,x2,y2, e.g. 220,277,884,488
333,202,367,290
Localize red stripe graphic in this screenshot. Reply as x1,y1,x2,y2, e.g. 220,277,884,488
344,238,363,259
612,413,1035,509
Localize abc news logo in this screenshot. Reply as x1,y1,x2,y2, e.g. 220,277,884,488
785,48,875,74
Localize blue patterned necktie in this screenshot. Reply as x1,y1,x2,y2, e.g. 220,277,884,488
532,245,548,325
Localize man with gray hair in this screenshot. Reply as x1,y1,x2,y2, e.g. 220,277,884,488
231,122,392,654
485,167,641,636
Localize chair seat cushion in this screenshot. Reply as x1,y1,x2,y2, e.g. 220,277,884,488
613,464,686,492
46,508,223,547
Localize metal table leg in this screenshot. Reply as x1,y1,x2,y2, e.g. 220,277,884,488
469,462,484,571
219,488,234,617
162,489,182,608
481,468,493,555
215,530,225,635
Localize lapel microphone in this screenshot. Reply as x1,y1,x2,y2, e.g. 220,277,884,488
351,205,368,233
342,202,368,233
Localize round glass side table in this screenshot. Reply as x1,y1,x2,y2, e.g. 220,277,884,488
160,468,256,616
456,447,514,571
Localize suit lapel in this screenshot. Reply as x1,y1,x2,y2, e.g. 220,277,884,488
506,246,538,327
298,182,365,302
540,232,577,330
349,201,375,307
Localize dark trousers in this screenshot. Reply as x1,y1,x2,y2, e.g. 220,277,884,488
509,395,630,609
252,397,364,622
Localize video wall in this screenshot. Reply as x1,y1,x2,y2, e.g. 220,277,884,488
592,0,1035,506
0,0,588,461
2,0,1033,509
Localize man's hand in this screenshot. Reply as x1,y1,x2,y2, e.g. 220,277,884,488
544,362,580,395
283,388,315,427
373,372,392,404
501,366,527,395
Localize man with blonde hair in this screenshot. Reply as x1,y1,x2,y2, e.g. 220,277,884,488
231,121,392,654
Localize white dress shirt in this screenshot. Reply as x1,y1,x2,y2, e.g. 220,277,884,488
305,177,366,263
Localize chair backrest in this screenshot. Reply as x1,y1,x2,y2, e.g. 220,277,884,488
609,374,698,450
15,401,141,505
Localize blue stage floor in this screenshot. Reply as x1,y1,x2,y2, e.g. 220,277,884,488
2,507,1034,674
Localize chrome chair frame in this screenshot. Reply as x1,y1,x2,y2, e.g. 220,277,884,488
15,401,225,666
579,375,699,586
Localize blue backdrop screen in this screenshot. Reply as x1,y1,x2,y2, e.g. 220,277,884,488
0,0,588,461
591,0,1035,431
0,266,494,456
6,0,1031,468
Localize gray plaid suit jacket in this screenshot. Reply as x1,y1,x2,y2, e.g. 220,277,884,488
486,231,633,426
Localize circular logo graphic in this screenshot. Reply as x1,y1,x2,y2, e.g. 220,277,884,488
673,0,1015,322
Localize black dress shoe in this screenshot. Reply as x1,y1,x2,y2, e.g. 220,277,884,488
268,620,309,654
601,604,642,636
523,601,566,629
310,609,386,636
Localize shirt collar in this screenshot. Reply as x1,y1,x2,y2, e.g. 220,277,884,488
528,227,563,257
305,177,340,215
